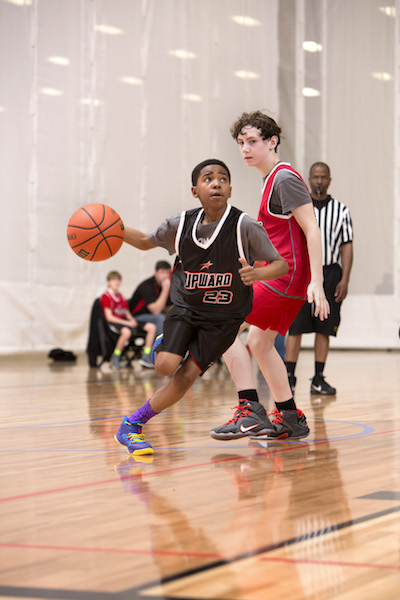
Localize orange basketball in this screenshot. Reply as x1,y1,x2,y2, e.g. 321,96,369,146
67,203,124,261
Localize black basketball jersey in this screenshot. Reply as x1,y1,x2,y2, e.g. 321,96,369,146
170,204,252,321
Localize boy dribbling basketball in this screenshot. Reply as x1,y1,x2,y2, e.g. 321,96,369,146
114,158,288,455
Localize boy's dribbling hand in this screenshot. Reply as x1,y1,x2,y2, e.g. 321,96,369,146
238,257,257,286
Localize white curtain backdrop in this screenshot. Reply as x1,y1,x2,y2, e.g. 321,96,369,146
0,0,398,353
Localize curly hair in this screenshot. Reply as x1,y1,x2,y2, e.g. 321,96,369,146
230,111,282,152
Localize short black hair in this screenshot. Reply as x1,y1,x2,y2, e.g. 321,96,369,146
309,162,331,177
191,159,231,186
155,260,171,271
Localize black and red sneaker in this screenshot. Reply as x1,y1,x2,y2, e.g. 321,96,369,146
209,400,274,440
256,408,310,440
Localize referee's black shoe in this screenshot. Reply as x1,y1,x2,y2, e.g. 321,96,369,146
310,374,336,395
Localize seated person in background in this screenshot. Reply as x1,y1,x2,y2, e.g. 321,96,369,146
128,260,172,368
101,271,157,369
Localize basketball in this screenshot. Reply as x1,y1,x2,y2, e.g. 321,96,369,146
67,203,124,261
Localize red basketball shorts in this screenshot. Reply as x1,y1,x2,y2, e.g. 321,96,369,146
245,281,306,336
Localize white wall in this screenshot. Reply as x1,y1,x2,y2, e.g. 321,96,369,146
0,0,398,353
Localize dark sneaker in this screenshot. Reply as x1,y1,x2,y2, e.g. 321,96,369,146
310,375,336,395
110,353,121,369
209,400,275,440
288,373,297,394
114,416,154,455
139,353,155,369
258,408,310,440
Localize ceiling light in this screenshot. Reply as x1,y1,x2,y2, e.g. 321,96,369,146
168,49,196,59
95,24,124,35
303,87,320,97
39,88,64,97
0,106,5,112
379,6,396,17
234,70,260,80
120,76,143,85
182,93,202,102
371,71,393,81
303,41,323,52
2,0,32,5
47,56,70,66
231,15,261,26
81,98,103,106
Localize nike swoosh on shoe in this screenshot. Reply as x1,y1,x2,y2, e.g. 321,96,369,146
240,424,259,433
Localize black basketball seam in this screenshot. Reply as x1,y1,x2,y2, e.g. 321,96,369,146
70,217,123,259
82,204,106,229
69,217,121,234
91,238,113,261
80,205,109,259
71,234,124,250
70,232,124,249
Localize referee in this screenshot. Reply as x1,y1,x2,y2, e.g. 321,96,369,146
285,162,353,395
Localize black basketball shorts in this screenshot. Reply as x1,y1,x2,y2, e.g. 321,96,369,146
288,264,343,337
158,304,243,373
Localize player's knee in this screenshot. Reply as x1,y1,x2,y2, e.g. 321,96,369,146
248,331,273,354
120,327,131,341
146,322,157,336
173,362,200,392
155,354,180,377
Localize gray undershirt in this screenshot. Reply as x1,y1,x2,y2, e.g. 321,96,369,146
149,210,279,265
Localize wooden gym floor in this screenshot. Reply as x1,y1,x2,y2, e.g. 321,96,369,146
0,348,400,600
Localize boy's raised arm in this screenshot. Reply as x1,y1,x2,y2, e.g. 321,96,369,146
124,227,157,251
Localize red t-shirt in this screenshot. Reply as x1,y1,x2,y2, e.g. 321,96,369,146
100,289,129,319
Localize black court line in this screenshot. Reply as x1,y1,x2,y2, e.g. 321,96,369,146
357,491,400,501
1,501,400,600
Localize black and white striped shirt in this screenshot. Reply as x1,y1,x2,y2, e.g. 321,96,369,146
313,196,353,267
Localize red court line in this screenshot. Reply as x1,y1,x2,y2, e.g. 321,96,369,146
260,556,400,571
2,544,399,572
0,542,221,559
1,429,398,504
0,443,310,503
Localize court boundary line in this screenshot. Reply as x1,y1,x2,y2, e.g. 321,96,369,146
138,503,400,592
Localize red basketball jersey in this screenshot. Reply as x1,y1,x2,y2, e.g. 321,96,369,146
257,163,311,299
100,290,129,318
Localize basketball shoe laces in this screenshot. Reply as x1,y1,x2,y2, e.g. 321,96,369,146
224,405,253,424
127,423,147,444
270,408,303,424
